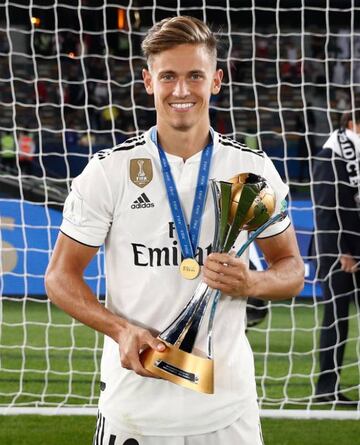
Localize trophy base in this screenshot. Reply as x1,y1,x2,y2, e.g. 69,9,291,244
141,341,214,394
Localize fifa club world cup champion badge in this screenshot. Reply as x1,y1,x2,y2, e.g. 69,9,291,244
130,158,153,188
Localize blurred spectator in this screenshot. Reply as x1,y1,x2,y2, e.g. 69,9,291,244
37,80,49,103
354,35,360,92
312,110,360,406
34,33,55,56
101,106,119,130
332,61,346,85
93,82,109,106
295,113,308,182
307,103,317,152
65,122,79,149
310,61,326,85
295,105,317,182
244,129,259,151
86,59,107,130
310,32,326,60
0,31,9,53
116,35,130,57
79,133,96,147
256,37,269,59
280,62,292,82
335,89,349,115
281,41,301,83
18,131,36,175
66,68,85,106
88,82,109,130
354,64,360,93
286,41,301,82
337,28,350,60
0,132,16,171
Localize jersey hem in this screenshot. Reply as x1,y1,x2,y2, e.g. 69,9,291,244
99,405,244,437
256,216,291,239
60,228,101,248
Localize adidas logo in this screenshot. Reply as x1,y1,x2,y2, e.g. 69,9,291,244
131,193,155,209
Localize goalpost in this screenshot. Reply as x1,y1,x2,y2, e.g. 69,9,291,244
0,0,359,419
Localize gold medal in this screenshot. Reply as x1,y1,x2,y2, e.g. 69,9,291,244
180,258,200,280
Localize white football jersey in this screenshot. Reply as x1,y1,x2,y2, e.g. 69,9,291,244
60,128,290,436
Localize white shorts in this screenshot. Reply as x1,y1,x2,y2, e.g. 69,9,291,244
92,408,264,445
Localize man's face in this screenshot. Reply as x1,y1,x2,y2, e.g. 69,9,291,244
142,44,223,132
354,123,360,134
349,120,360,135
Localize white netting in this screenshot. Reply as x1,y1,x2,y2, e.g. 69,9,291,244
0,0,359,418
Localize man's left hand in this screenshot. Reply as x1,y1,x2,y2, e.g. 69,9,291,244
202,252,254,298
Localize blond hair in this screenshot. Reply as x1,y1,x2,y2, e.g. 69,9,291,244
142,16,217,66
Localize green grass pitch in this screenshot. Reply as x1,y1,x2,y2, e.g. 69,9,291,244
0,299,359,444
0,416,359,445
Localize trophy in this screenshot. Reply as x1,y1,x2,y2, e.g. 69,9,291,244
141,173,286,393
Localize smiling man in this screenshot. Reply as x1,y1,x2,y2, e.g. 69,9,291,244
45,16,304,445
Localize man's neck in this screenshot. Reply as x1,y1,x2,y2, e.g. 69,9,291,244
156,122,211,161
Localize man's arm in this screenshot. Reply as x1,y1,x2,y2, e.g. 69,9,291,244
202,225,304,300
45,233,165,377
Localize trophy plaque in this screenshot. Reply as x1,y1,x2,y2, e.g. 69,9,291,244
141,173,285,393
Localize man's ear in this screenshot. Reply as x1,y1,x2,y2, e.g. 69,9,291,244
211,69,223,95
348,120,354,131
142,68,153,95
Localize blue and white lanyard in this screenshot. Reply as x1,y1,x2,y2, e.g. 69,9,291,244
151,127,213,260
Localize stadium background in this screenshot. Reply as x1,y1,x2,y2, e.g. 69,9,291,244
0,1,359,444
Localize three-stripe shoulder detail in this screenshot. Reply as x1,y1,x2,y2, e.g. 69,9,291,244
95,135,146,160
219,135,264,158
114,134,146,152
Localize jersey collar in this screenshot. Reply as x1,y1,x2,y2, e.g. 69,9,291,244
145,126,220,163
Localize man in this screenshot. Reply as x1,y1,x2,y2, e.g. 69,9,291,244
18,130,35,175
0,131,16,171
45,16,304,444
312,110,360,406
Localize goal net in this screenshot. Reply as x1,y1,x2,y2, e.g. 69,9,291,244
0,0,359,419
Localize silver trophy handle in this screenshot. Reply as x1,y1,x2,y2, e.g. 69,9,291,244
206,205,288,359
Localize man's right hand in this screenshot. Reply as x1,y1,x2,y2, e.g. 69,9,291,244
45,233,166,379
340,254,359,273
118,321,166,377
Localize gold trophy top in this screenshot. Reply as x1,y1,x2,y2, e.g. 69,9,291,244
227,173,276,231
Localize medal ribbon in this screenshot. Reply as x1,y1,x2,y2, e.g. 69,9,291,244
151,127,213,260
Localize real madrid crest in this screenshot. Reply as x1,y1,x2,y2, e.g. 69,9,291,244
130,158,153,188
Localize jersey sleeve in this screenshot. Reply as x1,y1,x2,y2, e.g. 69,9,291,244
256,152,291,239
60,157,113,247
